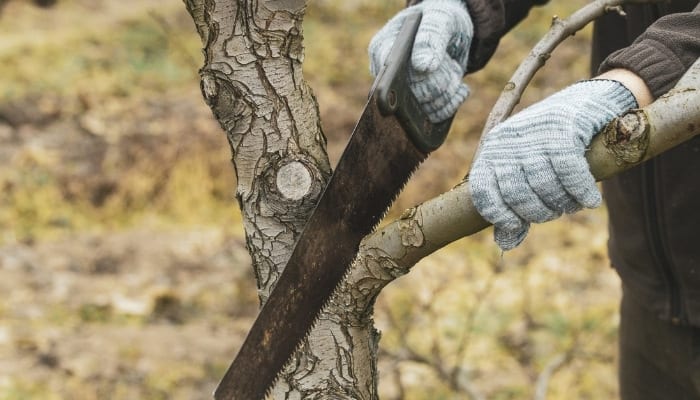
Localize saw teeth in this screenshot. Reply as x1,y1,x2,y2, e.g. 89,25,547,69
218,87,435,399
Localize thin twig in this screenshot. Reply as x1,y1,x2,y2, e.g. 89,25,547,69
532,328,583,399
453,271,497,372
532,353,571,400
482,0,665,135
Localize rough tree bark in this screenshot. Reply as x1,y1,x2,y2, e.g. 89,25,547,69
184,0,697,398
183,1,379,397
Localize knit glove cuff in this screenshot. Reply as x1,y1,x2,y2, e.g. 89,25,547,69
544,79,639,142
369,0,474,123
469,79,638,250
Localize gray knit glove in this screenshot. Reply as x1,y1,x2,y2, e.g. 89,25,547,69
469,80,638,250
369,0,473,123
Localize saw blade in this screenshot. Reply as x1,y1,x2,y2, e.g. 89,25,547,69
213,11,453,399
214,95,428,400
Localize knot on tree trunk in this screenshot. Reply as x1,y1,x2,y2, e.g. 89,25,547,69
258,152,325,220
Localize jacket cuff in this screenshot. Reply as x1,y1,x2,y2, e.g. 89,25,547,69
598,7,700,99
464,0,549,73
600,39,689,99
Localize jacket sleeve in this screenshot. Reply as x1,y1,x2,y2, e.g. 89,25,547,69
407,0,549,73
463,0,549,72
599,4,700,98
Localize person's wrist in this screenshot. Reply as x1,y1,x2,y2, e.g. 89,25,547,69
594,68,653,107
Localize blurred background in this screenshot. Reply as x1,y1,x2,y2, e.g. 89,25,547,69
0,0,621,398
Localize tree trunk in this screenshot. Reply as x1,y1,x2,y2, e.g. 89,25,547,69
184,0,385,397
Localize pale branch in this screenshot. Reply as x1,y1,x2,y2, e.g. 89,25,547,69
588,61,700,180
530,338,617,400
532,352,571,400
482,0,666,135
529,322,583,399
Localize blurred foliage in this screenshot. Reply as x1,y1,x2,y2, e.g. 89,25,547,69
0,0,623,399
377,216,620,399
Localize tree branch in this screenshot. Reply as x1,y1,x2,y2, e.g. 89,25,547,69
295,0,698,395
532,352,571,400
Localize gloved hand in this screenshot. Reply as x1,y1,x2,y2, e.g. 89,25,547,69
469,79,638,250
368,0,473,123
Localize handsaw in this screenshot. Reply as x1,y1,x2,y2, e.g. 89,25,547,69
214,11,454,400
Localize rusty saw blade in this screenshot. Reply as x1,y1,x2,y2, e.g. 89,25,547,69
214,11,455,400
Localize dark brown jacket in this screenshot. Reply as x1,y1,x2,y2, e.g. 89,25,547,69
410,0,700,324
595,2,700,326
481,0,699,325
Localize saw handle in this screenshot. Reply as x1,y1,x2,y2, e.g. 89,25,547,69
374,11,454,153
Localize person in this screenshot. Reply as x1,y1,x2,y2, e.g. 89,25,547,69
370,0,700,398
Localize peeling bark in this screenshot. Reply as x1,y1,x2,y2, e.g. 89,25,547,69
185,0,381,398
184,0,330,303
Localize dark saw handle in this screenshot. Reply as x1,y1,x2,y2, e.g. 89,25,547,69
373,11,455,153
